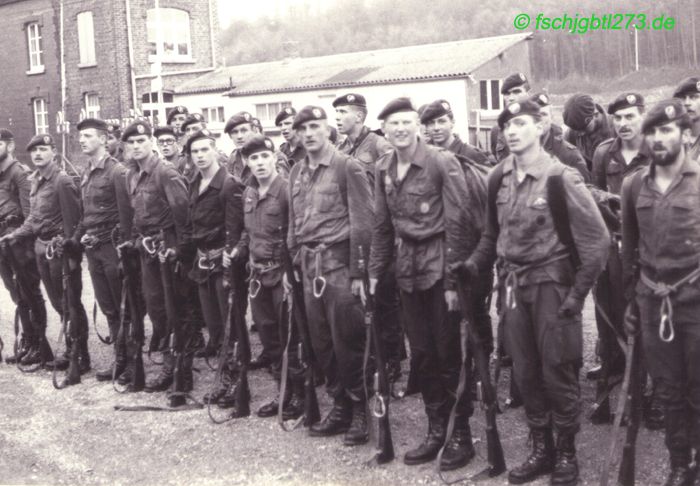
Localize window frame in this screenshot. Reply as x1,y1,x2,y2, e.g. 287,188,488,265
32,98,49,135
146,8,193,63
254,101,292,127
26,22,45,74
77,11,96,67
84,93,101,119
479,79,503,113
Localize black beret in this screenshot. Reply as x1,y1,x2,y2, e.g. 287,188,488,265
529,92,551,107
673,77,700,98
121,120,153,141
224,111,253,134
497,100,542,129
76,118,108,132
166,105,189,125
292,106,327,129
332,93,367,108
241,134,275,157
275,107,297,126
153,126,177,139
641,99,691,134
26,134,55,151
106,123,121,138
184,128,216,154
180,113,205,132
607,92,645,115
0,128,14,141
501,73,529,94
377,97,415,121
563,94,596,131
419,99,453,124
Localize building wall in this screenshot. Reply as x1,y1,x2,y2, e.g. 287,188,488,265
0,0,60,160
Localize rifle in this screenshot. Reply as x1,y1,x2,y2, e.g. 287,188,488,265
225,249,251,418
52,239,82,389
446,278,505,481
358,246,394,465
0,238,31,370
279,234,320,428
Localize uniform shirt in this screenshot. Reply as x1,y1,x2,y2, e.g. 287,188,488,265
592,137,651,195
687,134,700,163
542,124,591,182
470,151,609,301
287,147,373,278
565,108,613,170
13,162,82,240
336,126,392,190
490,125,509,162
622,157,700,288
75,152,129,239
125,152,190,246
279,140,306,167
227,148,290,186
370,139,478,292
0,156,31,222
445,134,495,168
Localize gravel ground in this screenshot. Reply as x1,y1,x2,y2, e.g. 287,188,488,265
0,266,669,486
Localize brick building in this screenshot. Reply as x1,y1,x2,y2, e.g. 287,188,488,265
0,0,219,160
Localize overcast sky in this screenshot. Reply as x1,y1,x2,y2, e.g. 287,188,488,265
218,0,333,26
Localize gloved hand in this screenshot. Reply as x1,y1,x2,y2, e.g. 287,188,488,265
557,292,584,318
447,259,478,280
623,302,640,337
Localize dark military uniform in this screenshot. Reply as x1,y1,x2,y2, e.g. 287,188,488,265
564,105,613,170
279,141,306,168
490,125,509,162
0,155,47,363
447,133,495,168
543,124,590,181
227,148,289,185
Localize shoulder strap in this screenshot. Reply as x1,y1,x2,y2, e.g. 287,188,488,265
546,173,581,269
487,162,505,233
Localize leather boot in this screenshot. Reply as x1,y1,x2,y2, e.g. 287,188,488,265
550,430,579,486
217,367,243,409
404,412,447,465
19,337,41,365
258,378,289,418
508,428,555,484
44,337,69,371
309,397,352,437
440,422,476,471
343,400,369,446
78,337,91,375
6,336,33,364
664,406,693,486
144,351,174,393
282,380,305,421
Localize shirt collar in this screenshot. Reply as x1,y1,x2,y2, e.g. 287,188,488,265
38,160,60,182
139,152,160,175
503,149,551,180
90,152,109,172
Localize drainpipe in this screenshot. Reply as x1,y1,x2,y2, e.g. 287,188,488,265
125,0,138,117
208,0,216,67
59,0,66,163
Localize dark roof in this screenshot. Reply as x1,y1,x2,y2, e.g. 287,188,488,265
175,33,533,96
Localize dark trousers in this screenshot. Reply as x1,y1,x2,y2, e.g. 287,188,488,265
503,281,582,432
374,267,404,363
401,280,470,419
86,241,126,342
198,271,228,349
0,239,46,337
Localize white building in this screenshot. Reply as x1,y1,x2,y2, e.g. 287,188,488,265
174,32,534,154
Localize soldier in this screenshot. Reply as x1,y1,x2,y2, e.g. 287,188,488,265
154,126,184,166
275,107,306,166
621,99,700,486
0,129,48,366
529,92,590,181
369,97,482,469
285,105,373,445
563,93,613,170
115,121,194,401
3,135,91,379
420,98,495,167
184,129,247,407
177,114,210,182
231,134,304,418
167,105,189,140
673,76,700,162
74,118,132,383
106,123,125,163
453,100,609,485
417,104,432,144
491,72,531,162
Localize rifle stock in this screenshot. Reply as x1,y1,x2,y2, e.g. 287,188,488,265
227,256,251,418
118,246,145,392
618,334,642,486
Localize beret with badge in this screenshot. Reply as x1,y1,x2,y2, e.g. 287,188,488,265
529,92,551,107
0,128,14,141
121,120,153,141
106,123,121,138
292,106,327,129
497,100,542,129
26,134,55,151
275,107,297,127
167,105,189,125
241,134,275,158
153,126,177,139
377,97,416,121
224,111,253,134
180,113,205,132
607,92,645,115
641,98,691,134
672,77,700,99
419,99,453,124
501,72,529,95
332,93,367,108
76,118,108,132
563,93,596,131
184,128,216,153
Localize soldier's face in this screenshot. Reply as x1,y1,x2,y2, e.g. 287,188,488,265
157,135,178,157
504,86,528,105
335,106,361,135
645,123,688,166
297,120,330,154
190,139,217,170
185,122,205,138
106,134,120,155
30,145,55,167
585,111,601,133
279,118,295,142
171,114,187,132
612,107,643,141
420,124,432,143
383,111,419,150
246,150,277,180
230,124,254,148
538,106,553,134
503,115,542,154
425,114,454,145
79,128,106,155
681,93,700,121
0,141,10,161
126,135,153,161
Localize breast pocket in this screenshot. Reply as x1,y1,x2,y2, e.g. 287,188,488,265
634,194,655,234
91,177,114,208
263,201,283,234
316,182,341,213
406,180,436,217
668,195,700,246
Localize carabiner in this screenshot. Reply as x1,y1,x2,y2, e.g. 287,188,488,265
659,302,675,343
312,276,327,299
198,256,214,271
249,278,262,299
141,236,157,256
45,241,55,260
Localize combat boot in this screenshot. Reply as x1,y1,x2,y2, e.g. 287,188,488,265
18,337,41,366
204,358,236,404
308,396,352,437
343,400,369,446
258,378,291,418
404,413,447,465
144,351,174,392
282,381,305,421
440,422,476,471
78,337,91,375
6,336,33,364
551,430,578,486
664,406,693,486
508,427,555,484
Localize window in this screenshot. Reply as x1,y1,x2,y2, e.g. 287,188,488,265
26,22,44,73
202,107,225,124
141,92,173,104
146,8,192,61
33,98,49,135
255,102,292,125
77,11,96,66
84,93,100,119
479,79,502,111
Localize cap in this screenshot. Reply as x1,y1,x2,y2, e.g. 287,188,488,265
241,134,275,157
166,105,189,125
673,77,700,99
501,73,529,95
26,134,55,151
76,118,108,132
184,128,216,153
121,120,153,141
332,93,367,108
292,106,328,130
563,94,596,131
419,99,453,124
275,107,297,126
377,97,416,121
224,111,253,134
497,100,542,129
607,92,645,115
641,98,691,134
